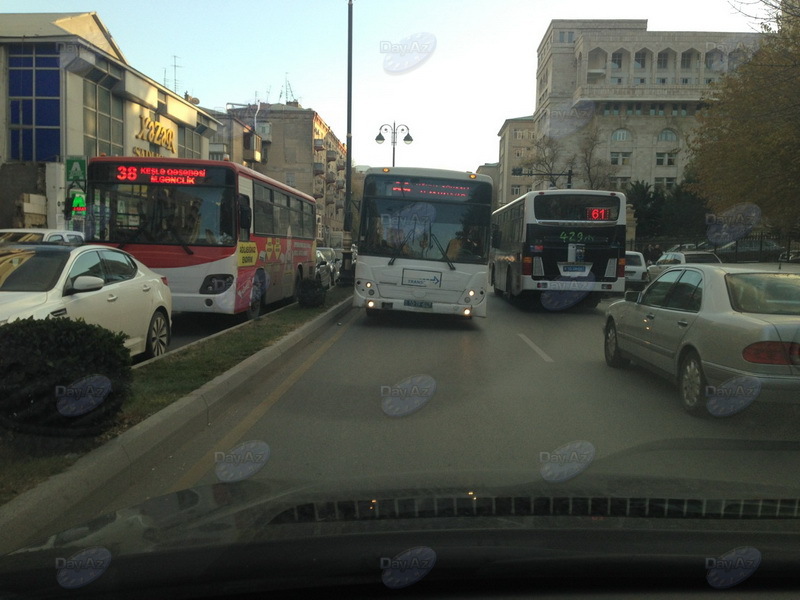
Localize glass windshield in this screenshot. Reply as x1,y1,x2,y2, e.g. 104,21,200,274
86,184,236,246
533,194,621,221
359,198,490,263
0,248,68,292
727,273,800,314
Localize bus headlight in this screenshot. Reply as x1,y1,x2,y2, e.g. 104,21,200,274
365,281,372,288
367,300,376,308
463,308,472,316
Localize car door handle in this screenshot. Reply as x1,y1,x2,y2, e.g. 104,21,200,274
677,320,689,327
141,284,151,292
646,313,655,320
107,294,118,302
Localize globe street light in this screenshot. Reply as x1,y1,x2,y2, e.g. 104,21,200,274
375,122,412,166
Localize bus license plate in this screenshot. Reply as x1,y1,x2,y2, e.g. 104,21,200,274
404,299,433,309
563,265,587,272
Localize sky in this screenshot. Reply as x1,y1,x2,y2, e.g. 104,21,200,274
3,0,771,172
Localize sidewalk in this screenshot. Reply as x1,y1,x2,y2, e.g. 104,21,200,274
0,296,354,556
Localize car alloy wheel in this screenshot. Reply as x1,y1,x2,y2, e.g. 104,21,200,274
604,321,629,368
679,351,708,416
146,310,170,358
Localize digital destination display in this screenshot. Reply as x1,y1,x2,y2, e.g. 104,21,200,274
367,176,492,204
586,207,614,221
114,165,208,185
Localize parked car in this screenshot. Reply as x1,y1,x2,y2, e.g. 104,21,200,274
603,264,800,415
699,238,784,262
316,246,340,285
0,244,171,357
624,251,649,290
780,250,800,263
646,251,721,280
314,249,333,289
665,243,698,252
0,228,84,244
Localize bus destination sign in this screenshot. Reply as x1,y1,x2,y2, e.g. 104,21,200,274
114,165,209,185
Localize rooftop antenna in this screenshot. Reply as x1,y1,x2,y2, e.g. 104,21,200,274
171,55,182,92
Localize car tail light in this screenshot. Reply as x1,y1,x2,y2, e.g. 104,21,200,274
742,342,800,365
161,276,169,287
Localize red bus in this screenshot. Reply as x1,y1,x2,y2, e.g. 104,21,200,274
80,157,317,318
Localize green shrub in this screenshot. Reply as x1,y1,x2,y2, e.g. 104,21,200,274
0,317,132,437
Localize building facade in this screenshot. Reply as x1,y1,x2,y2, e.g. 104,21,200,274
0,12,219,229
228,102,347,247
496,19,761,207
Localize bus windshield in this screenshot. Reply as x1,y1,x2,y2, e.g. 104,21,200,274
360,198,490,264
85,163,237,246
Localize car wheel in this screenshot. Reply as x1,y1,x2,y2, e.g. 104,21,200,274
604,320,629,368
145,309,170,358
679,350,708,416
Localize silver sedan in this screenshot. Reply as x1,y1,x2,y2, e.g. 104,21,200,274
603,264,800,416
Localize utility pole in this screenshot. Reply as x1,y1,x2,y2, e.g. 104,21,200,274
340,0,355,284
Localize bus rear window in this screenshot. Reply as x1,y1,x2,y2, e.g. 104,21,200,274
534,195,620,221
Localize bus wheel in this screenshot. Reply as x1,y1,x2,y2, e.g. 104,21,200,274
244,273,265,320
492,268,503,296
505,268,515,300
292,271,302,303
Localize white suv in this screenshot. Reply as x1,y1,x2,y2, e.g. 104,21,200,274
625,251,648,291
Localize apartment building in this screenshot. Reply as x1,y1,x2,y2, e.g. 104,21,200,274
496,19,761,206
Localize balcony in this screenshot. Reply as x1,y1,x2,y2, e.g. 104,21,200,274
243,149,262,162
573,82,706,104
336,179,345,190
326,150,338,162
337,159,345,172
313,139,325,152
325,171,336,184
313,162,325,176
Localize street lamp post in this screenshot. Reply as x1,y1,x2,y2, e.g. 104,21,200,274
375,122,412,166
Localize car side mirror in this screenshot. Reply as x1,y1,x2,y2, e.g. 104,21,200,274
66,275,105,295
624,290,641,303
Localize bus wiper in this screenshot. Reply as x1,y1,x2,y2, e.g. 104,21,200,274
430,233,456,270
118,224,149,249
166,225,194,255
388,228,416,266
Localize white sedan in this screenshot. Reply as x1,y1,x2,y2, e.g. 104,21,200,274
603,264,800,416
0,244,171,357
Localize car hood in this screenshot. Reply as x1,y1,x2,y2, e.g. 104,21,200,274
0,292,49,320
10,437,800,557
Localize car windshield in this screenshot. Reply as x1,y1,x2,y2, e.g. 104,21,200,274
727,272,800,315
0,248,68,292
4,1,800,598
0,231,45,243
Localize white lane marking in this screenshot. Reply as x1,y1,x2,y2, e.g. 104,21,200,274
518,333,555,363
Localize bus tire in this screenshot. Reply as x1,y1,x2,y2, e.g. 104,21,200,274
244,272,265,320
505,267,515,300
292,271,302,303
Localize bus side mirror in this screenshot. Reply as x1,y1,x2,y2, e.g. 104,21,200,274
238,194,252,232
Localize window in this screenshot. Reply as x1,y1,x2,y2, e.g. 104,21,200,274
178,127,202,159
9,43,61,161
654,177,677,189
610,152,632,166
642,269,683,307
84,79,123,158
635,77,647,85
664,270,703,312
558,31,574,43
511,185,521,196
609,177,631,190
649,103,666,116
611,52,623,69
671,103,688,116
100,250,137,283
681,51,696,69
635,50,647,69
656,152,677,166
681,77,692,85
253,183,275,235
657,51,669,69
658,129,678,142
657,77,668,85
611,129,630,142
513,129,524,140
67,250,104,286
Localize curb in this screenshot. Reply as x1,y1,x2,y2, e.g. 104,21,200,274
0,296,354,555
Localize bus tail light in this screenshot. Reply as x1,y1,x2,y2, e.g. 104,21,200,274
616,258,626,279
522,256,533,276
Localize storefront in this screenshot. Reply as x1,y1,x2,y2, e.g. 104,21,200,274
0,12,218,229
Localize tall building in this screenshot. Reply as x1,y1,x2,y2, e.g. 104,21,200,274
227,102,347,246
496,19,761,206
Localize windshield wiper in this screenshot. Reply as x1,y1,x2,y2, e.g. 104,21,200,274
388,228,416,266
430,233,456,270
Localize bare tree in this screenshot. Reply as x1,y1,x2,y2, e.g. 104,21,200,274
519,135,573,188
575,124,618,190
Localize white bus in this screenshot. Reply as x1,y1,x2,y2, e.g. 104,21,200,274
353,167,493,318
490,189,627,310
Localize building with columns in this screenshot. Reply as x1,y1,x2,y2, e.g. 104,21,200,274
495,19,761,208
